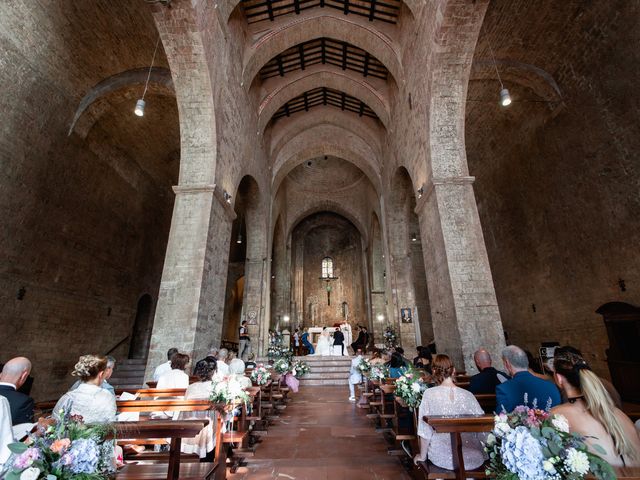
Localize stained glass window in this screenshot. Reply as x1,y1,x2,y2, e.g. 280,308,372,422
321,257,334,279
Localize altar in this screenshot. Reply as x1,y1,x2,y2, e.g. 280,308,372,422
308,327,327,344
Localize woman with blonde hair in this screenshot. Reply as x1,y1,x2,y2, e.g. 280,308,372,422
414,354,486,469
552,350,640,467
53,355,116,423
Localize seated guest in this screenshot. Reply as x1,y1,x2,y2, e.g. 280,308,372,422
54,355,116,423
413,346,433,374
228,356,251,388
199,348,218,364
496,345,561,412
157,353,190,389
415,354,486,469
216,348,230,376
0,361,33,396
468,348,509,394
369,349,385,365
179,358,218,459
351,325,366,353
526,349,553,381
71,355,116,395
552,350,640,467
388,351,408,379
0,357,34,425
395,347,411,367
554,346,622,408
245,353,257,369
153,347,178,382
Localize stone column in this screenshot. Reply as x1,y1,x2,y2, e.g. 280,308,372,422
242,257,267,355
145,185,234,380
389,254,419,352
416,177,505,373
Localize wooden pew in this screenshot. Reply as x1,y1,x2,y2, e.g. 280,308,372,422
416,414,494,480
146,376,200,388
110,419,222,480
474,393,497,414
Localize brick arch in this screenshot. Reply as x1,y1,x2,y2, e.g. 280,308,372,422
233,175,265,261
242,12,404,88
286,202,369,246
152,3,217,185
268,106,383,160
68,67,174,138
272,126,382,194
258,69,390,132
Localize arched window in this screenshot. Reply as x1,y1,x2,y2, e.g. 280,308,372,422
321,257,334,279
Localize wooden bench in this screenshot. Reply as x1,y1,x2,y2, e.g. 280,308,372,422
474,394,497,414
110,420,221,480
416,414,494,480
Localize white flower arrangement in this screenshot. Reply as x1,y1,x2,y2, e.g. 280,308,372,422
273,358,291,374
394,368,426,409
291,360,310,378
249,364,270,386
210,375,250,406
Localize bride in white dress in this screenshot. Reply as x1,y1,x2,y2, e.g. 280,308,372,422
314,328,333,356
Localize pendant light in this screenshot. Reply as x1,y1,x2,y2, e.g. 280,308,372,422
489,41,511,107
134,37,161,117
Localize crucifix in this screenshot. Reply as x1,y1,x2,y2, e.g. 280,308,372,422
320,256,338,305
321,276,338,305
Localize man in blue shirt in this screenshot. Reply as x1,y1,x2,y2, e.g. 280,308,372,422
496,345,561,412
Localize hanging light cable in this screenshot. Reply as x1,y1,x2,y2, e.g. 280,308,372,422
134,36,161,117
488,41,511,107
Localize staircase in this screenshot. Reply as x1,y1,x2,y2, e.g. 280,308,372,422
110,358,147,390
295,356,352,386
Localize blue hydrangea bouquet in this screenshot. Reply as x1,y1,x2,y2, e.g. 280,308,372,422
486,405,615,479
5,411,115,480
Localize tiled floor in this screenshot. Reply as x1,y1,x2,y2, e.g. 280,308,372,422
228,386,414,480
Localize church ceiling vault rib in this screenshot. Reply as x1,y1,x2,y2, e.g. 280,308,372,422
240,0,402,25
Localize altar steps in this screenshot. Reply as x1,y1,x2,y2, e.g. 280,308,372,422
296,355,352,386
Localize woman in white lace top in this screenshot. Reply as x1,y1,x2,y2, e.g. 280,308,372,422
414,354,486,470
53,355,116,424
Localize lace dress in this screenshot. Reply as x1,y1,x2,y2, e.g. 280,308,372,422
417,385,486,470
178,381,216,458
53,383,116,424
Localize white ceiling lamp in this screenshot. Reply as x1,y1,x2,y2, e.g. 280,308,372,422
134,37,161,117
489,41,511,107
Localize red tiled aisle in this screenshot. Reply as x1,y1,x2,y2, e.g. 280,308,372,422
228,386,413,480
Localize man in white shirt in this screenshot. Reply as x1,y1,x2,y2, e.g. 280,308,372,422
216,348,230,376
153,347,178,382
348,349,363,401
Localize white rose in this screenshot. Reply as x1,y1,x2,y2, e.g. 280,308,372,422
551,414,570,433
565,448,590,475
486,433,496,446
411,383,421,392
20,467,40,480
543,460,556,473
494,421,512,438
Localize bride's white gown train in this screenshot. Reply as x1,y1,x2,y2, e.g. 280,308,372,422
313,332,333,356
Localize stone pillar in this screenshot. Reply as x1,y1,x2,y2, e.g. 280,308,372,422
416,177,505,373
145,185,234,380
242,258,267,355
389,254,419,352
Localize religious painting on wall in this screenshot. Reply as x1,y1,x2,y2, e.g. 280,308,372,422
400,307,412,323
247,310,258,325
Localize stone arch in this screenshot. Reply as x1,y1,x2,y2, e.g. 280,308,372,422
233,175,263,261
258,69,390,132
272,128,382,194
268,106,383,158
242,12,404,88
68,67,174,137
287,202,368,246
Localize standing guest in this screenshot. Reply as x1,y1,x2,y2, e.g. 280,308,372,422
157,353,190,389
153,347,178,382
238,320,251,361
414,354,486,469
179,358,218,459
0,357,34,425
362,326,371,353
388,352,408,379
216,349,230,376
53,355,116,423
552,350,640,467
301,328,314,355
348,349,364,401
496,345,561,412
468,349,509,395
293,328,301,356
333,327,345,356
71,355,116,395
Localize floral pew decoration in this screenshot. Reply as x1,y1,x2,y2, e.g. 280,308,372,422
486,404,616,480
356,357,371,377
383,325,398,349
273,358,302,393
291,360,310,379
394,368,427,410
210,375,251,432
368,364,389,383
249,364,271,387
5,411,116,480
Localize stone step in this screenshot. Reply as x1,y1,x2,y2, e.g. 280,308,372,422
299,378,349,386
302,372,349,380
113,364,147,372
117,359,147,365
306,367,350,373
110,370,146,378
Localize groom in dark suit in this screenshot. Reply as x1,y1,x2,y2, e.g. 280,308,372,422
0,357,34,425
333,328,345,356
